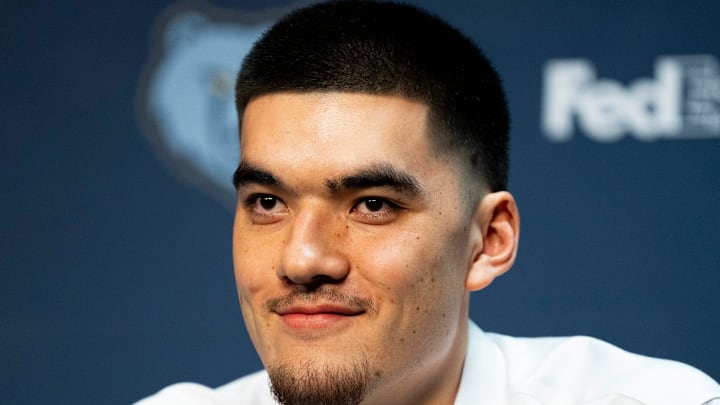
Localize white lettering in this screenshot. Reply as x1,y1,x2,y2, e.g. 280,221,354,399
541,55,720,142
542,60,595,141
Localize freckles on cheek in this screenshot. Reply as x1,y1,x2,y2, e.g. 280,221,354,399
365,247,413,281
364,245,430,304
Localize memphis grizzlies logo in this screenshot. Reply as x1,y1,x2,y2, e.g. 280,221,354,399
137,2,289,208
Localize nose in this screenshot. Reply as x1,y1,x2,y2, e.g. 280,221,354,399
279,207,350,287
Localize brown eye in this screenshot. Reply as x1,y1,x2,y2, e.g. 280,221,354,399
351,197,402,225
364,198,384,212
246,194,285,213
243,194,289,225
259,196,278,210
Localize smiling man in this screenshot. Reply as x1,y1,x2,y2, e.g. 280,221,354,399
137,1,720,404
231,91,501,405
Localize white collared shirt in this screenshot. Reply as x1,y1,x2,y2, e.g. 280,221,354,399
136,321,720,404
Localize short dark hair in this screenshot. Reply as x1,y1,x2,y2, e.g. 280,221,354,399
235,0,510,192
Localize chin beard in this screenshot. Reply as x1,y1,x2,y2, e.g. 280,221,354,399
267,357,377,405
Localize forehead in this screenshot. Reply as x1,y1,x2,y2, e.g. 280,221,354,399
240,92,445,180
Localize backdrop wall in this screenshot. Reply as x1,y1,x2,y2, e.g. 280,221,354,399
2,1,718,404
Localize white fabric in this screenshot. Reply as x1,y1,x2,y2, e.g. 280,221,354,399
136,321,720,404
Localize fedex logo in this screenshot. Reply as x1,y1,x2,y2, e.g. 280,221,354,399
542,55,720,142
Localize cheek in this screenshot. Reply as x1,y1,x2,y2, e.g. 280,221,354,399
232,207,289,272
233,237,277,355
234,256,271,303
359,230,465,308
232,232,276,302
358,230,468,364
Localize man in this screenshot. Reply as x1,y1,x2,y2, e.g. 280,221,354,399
138,1,720,404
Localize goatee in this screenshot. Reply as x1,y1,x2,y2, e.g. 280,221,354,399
268,358,377,405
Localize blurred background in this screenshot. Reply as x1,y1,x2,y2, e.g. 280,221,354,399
2,1,719,403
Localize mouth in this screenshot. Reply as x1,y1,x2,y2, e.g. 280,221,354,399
275,304,365,331
266,288,374,335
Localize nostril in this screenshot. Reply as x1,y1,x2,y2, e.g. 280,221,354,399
311,274,345,285
281,274,345,292
279,252,351,286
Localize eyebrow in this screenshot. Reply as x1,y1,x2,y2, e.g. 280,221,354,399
233,161,282,189
233,161,422,197
326,164,422,196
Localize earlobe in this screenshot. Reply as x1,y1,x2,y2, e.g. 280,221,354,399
465,191,520,292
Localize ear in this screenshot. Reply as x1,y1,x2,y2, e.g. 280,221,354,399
465,191,520,292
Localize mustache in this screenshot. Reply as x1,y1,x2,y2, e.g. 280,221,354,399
265,286,376,314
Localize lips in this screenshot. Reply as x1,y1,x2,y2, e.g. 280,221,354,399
276,304,363,316
274,303,365,331
265,288,374,333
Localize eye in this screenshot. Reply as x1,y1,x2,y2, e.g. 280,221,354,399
244,194,288,224
258,196,280,211
362,198,385,212
351,197,400,224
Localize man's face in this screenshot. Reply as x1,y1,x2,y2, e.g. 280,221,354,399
233,92,478,404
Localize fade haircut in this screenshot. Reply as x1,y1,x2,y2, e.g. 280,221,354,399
235,0,510,192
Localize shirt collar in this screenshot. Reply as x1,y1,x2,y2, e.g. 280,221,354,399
454,320,509,405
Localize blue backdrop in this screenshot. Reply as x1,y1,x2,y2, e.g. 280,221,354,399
2,1,719,404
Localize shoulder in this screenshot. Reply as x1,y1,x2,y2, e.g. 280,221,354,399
484,331,720,404
134,370,276,405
